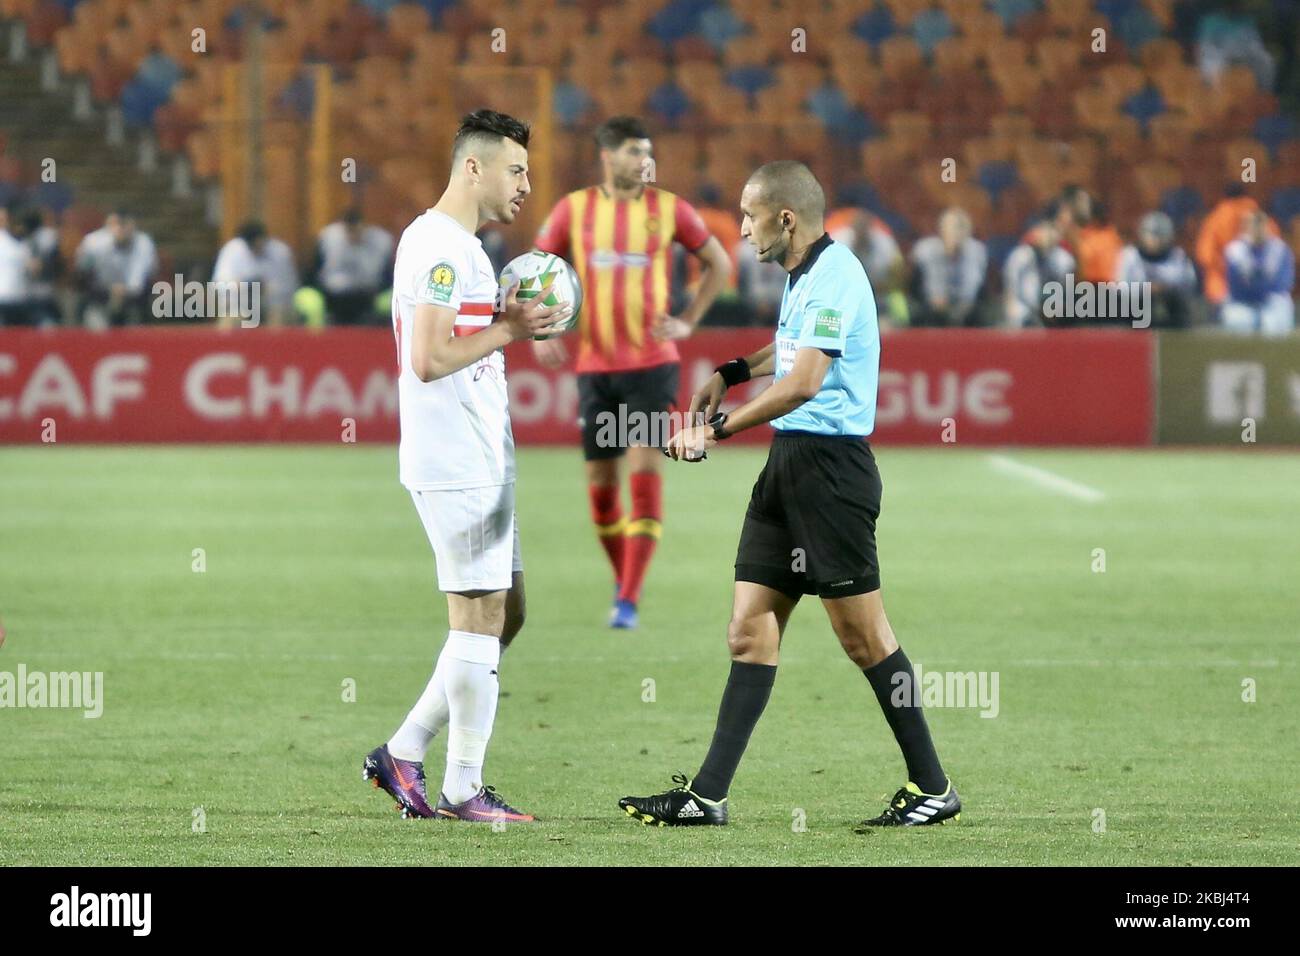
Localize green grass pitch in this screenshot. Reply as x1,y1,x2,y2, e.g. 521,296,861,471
1,444,1297,865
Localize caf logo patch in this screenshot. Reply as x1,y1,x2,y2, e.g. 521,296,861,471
427,262,456,303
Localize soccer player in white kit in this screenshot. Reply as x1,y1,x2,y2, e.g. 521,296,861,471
363,110,571,822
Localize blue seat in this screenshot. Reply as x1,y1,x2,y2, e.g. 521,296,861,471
822,109,877,146
699,4,746,50
1268,187,1300,226
852,4,895,47
1159,186,1204,227
1123,86,1165,130
646,0,712,46
985,235,1019,273
120,78,170,128
647,83,691,126
1254,115,1297,158
977,161,1019,202
989,0,1038,30
1116,5,1162,50
553,81,592,128
725,65,774,97
31,181,74,214
912,8,954,57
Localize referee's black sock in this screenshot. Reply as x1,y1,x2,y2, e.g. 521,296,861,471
863,647,948,795
691,660,777,802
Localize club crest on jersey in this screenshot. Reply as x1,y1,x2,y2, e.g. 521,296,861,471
427,262,456,303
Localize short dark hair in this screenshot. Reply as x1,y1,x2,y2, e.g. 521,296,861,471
238,219,267,244
594,115,650,151
746,160,825,222
452,109,531,163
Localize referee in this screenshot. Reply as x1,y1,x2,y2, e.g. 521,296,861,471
619,161,960,829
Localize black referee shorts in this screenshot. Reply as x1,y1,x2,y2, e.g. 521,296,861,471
734,430,882,601
577,362,680,461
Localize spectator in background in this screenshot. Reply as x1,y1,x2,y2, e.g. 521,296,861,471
75,209,157,327
687,184,740,294
1196,183,1274,307
909,207,987,327
1118,211,1198,328
1075,199,1124,284
1054,185,1090,259
1196,2,1276,89
311,208,393,326
734,238,786,325
1222,210,1295,335
19,208,62,327
212,220,299,327
827,208,906,323
0,206,29,325
1003,217,1074,328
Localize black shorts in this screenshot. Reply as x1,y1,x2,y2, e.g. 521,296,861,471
734,431,882,600
577,362,680,461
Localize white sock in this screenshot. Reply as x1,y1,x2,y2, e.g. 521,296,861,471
386,645,453,762
441,629,502,804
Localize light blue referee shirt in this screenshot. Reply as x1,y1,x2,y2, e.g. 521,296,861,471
771,232,880,436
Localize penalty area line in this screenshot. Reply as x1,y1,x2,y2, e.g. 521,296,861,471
987,454,1106,503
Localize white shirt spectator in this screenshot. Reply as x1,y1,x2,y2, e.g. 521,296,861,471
75,227,157,295
316,221,394,295
0,228,28,306
1117,244,1197,291
1003,242,1074,328
213,235,300,310
911,234,987,319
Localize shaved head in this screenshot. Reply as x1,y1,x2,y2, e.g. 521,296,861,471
745,161,825,223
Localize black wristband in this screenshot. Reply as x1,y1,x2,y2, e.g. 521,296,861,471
715,357,751,388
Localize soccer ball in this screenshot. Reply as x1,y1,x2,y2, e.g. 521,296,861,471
497,250,583,340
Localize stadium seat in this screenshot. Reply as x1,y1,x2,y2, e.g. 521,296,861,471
911,7,954,57
879,36,924,84
1267,187,1300,227
1254,115,1297,158
1158,185,1204,227
853,3,896,47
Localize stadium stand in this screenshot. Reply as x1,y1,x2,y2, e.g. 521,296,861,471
0,0,1296,327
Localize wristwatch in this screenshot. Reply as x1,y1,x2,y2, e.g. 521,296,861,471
708,412,731,441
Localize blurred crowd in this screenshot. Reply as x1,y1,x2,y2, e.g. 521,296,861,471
0,180,1294,334
719,181,1295,334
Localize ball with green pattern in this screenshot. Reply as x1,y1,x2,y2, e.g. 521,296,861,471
497,250,583,340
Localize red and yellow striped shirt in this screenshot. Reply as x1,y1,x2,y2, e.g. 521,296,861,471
534,185,712,373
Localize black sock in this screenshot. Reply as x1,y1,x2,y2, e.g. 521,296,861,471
691,661,777,801
863,647,947,794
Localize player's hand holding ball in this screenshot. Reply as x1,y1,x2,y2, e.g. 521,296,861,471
497,250,583,342
499,280,572,341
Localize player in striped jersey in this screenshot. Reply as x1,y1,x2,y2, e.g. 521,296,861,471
532,116,733,629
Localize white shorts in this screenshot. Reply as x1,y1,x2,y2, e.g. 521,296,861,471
409,483,522,593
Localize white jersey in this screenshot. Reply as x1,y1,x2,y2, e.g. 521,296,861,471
392,208,514,490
